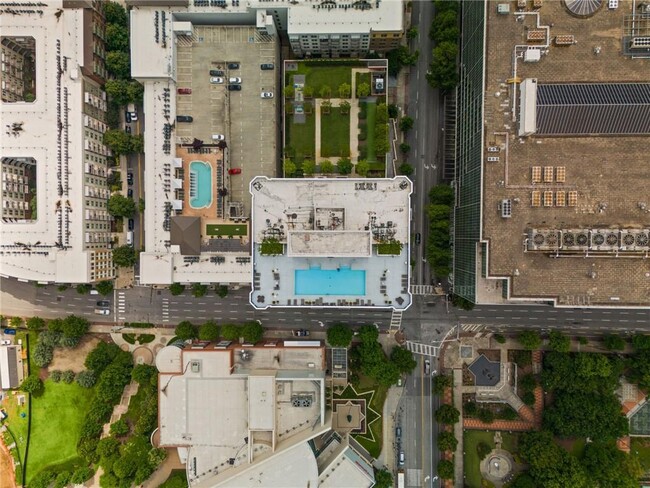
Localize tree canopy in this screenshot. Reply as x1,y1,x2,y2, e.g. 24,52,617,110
112,245,137,268
198,321,219,342
26,316,46,330
326,323,353,348
241,321,264,344
519,431,587,488
390,346,417,374
169,283,185,296
355,159,370,177
548,331,570,353
337,158,352,175
175,321,197,341
105,24,130,53
106,51,131,80
435,404,460,425
518,330,541,350
108,194,136,218
582,441,643,488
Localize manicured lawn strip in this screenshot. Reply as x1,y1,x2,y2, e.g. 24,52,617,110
355,71,371,90
292,64,352,94
27,380,94,483
205,224,247,236
365,100,377,163
286,114,316,165
632,437,650,471
320,107,350,158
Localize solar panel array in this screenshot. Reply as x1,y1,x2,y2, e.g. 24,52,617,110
536,83,650,135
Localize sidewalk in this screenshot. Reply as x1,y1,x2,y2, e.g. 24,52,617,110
452,369,464,488
377,384,404,472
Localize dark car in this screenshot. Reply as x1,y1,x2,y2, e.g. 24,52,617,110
415,233,421,245
96,300,110,308
177,87,192,94
293,329,309,337
227,62,239,70
209,69,224,77
128,218,135,231
260,63,274,70
227,84,242,91
127,172,134,186
125,111,132,123
125,125,132,134
127,188,133,198
176,115,193,122
3,328,16,335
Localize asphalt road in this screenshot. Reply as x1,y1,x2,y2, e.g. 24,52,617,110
126,106,144,254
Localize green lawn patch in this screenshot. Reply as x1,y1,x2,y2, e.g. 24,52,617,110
286,114,316,165
320,107,350,158
161,469,188,488
355,71,371,91
290,63,352,94
377,240,403,255
632,438,650,471
364,100,377,163
464,430,519,488
27,380,94,483
205,224,247,237
123,385,146,426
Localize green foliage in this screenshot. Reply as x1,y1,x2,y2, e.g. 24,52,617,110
61,370,75,383
435,404,460,425
603,334,626,351
169,283,185,296
518,330,541,350
627,349,650,389
132,364,157,386
106,51,131,80
429,6,459,44
241,321,264,344
260,237,283,256
354,325,400,386
437,431,458,451
85,341,122,375
356,82,370,98
519,373,537,392
357,324,379,343
70,467,95,484
9,316,22,328
578,336,588,345
320,160,334,174
437,459,455,480
319,85,332,98
337,158,352,175
198,321,219,341
512,349,532,367
96,280,114,296
494,333,506,344
284,84,295,99
477,407,494,424
34,340,54,367
433,374,452,394
76,283,91,295
373,468,393,488
390,346,417,374
427,41,459,91
399,142,410,154
386,45,419,76
29,471,55,488
175,321,197,341
542,352,621,393
631,334,650,350
477,441,492,460
61,315,90,339
429,184,454,205
548,330,570,352
26,316,46,330
326,323,353,348
57,284,69,292
377,240,403,255
50,370,62,383
338,82,352,98
399,116,414,132
221,324,241,341
75,370,96,389
398,163,414,177
582,441,643,488
191,283,208,298
216,285,229,298
406,26,419,40
105,23,130,53
302,159,316,176
355,159,370,177
160,471,189,488
284,158,297,177
21,374,44,396
104,1,128,26
105,79,131,106
387,104,399,118
108,193,136,218
112,245,137,267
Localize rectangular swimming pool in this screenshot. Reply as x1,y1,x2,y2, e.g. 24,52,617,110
189,161,212,209
295,266,366,296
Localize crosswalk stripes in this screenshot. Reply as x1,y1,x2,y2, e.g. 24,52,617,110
462,324,484,332
117,291,126,322
406,468,422,487
405,340,439,357
390,310,403,330
162,298,170,323
410,284,436,295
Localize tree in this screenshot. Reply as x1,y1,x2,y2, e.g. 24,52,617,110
29,471,55,488
303,85,314,98
9,316,22,328
356,82,370,98
96,280,114,296
477,441,492,460
632,334,650,350
357,324,379,343
339,100,351,114
199,321,219,341
132,364,156,386
129,134,144,154
221,324,241,341
71,468,95,485
320,161,334,174
191,283,208,298
50,370,62,382
437,431,458,451
437,459,454,480
284,158,297,177
105,78,131,106
108,193,136,218
169,283,185,296
548,330,570,353
126,81,144,104
337,158,352,175
33,341,54,367
433,374,452,394
319,85,332,99
283,85,294,99
627,350,650,389
407,26,418,40
518,330,541,350
110,418,130,437
426,41,458,91
582,441,643,488
76,370,97,388
85,341,121,375
355,159,370,177
478,408,494,424
399,116,414,132
26,316,45,330
21,374,44,396
338,83,351,98
321,100,332,114
429,184,454,205
603,334,626,351
373,468,393,488
390,346,417,373
302,159,316,176
398,163,414,177
105,23,130,53
112,245,137,267
326,323,353,347
241,321,264,344
216,285,228,298
399,143,410,154
104,1,128,26
435,404,460,425
175,321,197,341
106,51,131,80
104,129,132,156
62,315,90,339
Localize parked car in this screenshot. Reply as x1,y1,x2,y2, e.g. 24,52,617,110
415,233,421,245
128,218,135,231
293,329,309,337
127,103,137,122
177,115,193,122
260,63,274,70
127,172,134,186
177,87,192,94
227,84,241,91
125,125,132,134
424,359,431,375
228,77,242,84
212,134,225,141
398,451,405,466
3,329,16,335
127,188,133,198
210,77,224,84
227,62,239,70
125,111,132,123
0,340,11,345
96,300,110,308
395,427,402,441
94,309,111,315
209,69,224,76
228,168,241,175
260,92,274,99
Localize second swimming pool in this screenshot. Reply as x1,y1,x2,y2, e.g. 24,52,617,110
189,161,212,209
294,266,366,296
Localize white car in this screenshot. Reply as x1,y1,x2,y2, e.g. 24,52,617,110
94,309,111,315
210,77,224,84
212,134,225,141
261,92,274,99
0,340,11,345
228,77,242,84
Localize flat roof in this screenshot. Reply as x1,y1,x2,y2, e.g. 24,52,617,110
249,177,412,310
480,0,650,306
248,374,275,431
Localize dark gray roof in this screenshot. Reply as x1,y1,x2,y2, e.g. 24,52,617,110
170,216,201,256
468,354,500,387
536,83,650,135
0,346,20,388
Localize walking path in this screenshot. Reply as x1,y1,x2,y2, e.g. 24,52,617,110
143,449,184,488
452,369,464,488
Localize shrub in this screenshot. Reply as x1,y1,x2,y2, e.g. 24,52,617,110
61,370,75,383
221,324,241,341
216,285,228,298
499,407,519,420
33,341,54,367
21,375,44,396
433,374,452,394
548,330,570,353
603,334,626,351
519,373,537,392
96,280,114,296
438,459,454,480
464,401,478,416
76,370,97,388
110,418,130,436
199,321,219,341
50,370,63,382
26,316,46,330
76,284,92,295
29,471,55,488
169,283,185,296
241,321,264,344
191,283,208,298
493,333,506,344
437,431,458,451
477,408,494,424
54,471,71,488
518,330,541,350
326,323,353,347
71,467,95,485
477,441,492,460
132,364,157,385
175,321,197,341
522,391,536,406
9,316,22,328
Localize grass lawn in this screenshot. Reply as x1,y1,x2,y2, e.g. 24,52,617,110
161,470,188,488
364,100,377,163
290,63,352,94
355,71,371,92
27,380,94,483
205,224,247,236
286,114,316,165
464,430,520,488
320,107,350,158
632,437,650,471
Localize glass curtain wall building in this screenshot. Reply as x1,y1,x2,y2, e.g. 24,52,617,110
453,0,486,303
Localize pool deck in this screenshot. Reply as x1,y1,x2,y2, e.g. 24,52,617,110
178,147,223,220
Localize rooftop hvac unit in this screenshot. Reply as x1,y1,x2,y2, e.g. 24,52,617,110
487,156,500,162
590,230,619,251
291,395,313,407
561,229,589,250
497,3,510,14
555,35,576,46
524,49,541,62
500,199,512,218
487,146,500,153
527,229,561,251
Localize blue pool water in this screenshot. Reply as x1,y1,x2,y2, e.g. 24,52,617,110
189,161,212,208
295,266,366,296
